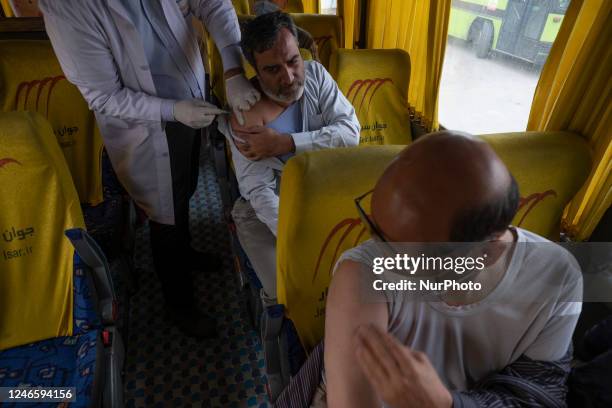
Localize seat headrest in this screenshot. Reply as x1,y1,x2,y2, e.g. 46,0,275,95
0,40,104,205
291,13,342,69
330,49,412,145
277,131,591,351
0,111,85,351
232,0,250,15
286,0,305,13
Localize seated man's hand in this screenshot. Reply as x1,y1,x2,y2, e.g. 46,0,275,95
354,325,452,408
232,125,295,161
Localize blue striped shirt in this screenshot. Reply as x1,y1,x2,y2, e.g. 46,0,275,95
123,0,204,121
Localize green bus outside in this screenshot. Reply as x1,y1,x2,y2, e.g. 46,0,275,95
448,0,570,65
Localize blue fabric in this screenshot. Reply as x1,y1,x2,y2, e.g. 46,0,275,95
0,330,99,408
0,250,102,406
81,149,123,260
72,254,101,336
123,0,201,100
266,102,302,163
283,318,306,376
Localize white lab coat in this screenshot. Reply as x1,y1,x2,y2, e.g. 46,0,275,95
39,0,242,224
218,61,361,235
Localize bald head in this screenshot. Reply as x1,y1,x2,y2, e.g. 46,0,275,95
371,131,519,242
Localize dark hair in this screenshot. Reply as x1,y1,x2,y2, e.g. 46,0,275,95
450,174,520,242
241,11,298,67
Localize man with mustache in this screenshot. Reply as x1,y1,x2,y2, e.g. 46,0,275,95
223,11,360,306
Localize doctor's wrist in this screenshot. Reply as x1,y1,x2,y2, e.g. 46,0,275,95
162,99,178,122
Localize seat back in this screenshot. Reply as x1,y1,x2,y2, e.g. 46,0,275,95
233,0,251,14
0,111,86,351
291,13,341,69
286,0,305,13
277,131,591,351
330,49,412,145
0,0,14,16
0,40,104,205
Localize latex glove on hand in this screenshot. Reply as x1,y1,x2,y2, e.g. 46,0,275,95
173,99,227,129
226,74,261,126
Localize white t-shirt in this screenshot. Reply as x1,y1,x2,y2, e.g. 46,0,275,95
336,227,582,390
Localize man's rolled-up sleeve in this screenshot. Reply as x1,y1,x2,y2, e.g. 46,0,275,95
452,349,573,408
292,62,360,153
39,1,170,125
190,0,242,71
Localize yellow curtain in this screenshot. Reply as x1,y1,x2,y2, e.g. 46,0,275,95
1,0,14,17
338,0,359,49
527,0,611,241
301,0,320,13
366,0,450,131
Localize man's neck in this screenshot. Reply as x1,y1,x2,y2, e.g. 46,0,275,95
443,228,517,306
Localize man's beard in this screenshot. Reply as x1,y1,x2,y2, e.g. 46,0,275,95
260,79,305,104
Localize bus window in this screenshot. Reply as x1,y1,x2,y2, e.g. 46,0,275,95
438,0,570,134
321,0,337,14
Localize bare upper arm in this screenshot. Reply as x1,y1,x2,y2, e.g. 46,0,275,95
230,101,266,130
229,94,284,131
325,260,388,408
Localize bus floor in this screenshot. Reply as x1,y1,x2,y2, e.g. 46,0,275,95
123,145,269,407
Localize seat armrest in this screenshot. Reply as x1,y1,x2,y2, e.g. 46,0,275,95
65,228,117,324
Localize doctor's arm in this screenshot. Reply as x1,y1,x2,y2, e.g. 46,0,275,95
189,0,242,71
291,63,361,154
190,0,260,121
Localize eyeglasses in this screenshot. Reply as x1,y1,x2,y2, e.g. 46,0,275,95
354,189,386,243
354,190,401,259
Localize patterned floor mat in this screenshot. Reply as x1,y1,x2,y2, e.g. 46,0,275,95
124,143,269,408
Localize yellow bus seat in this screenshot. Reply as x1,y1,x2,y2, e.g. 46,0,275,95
284,0,305,13
291,13,342,70
0,40,104,206
233,0,251,14
0,111,125,405
0,111,85,349
330,49,412,145
277,131,591,351
0,0,14,17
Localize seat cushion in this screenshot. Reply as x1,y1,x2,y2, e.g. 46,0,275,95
0,330,101,407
